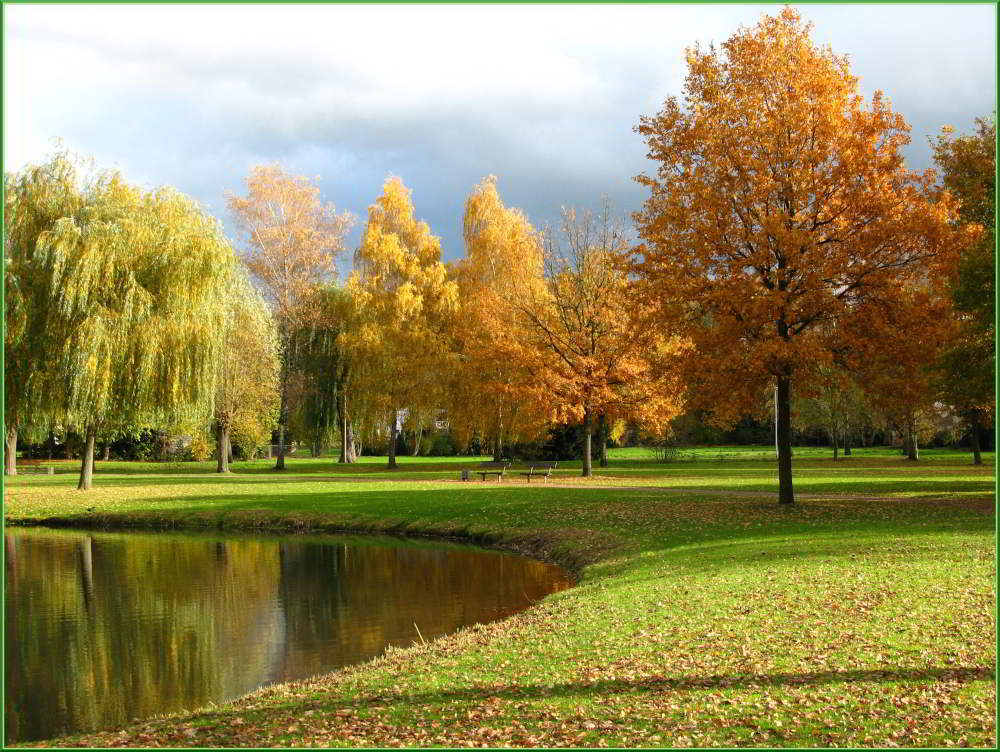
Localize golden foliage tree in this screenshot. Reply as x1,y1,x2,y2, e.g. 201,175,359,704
227,165,354,470
347,177,458,469
632,8,974,502
451,177,549,459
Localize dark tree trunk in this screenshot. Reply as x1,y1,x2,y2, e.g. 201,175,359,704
77,424,97,490
275,421,287,470
65,433,73,460
388,415,398,470
598,413,608,468
843,424,852,456
227,434,234,464
5,426,16,476
46,431,55,460
905,413,919,461
216,423,230,473
776,374,794,504
581,406,593,478
832,425,839,461
275,343,290,470
412,425,423,456
970,413,983,466
492,434,503,463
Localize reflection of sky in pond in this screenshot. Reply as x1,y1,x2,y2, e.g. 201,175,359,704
4,528,572,743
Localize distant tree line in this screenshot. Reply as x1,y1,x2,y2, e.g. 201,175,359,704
6,9,993,505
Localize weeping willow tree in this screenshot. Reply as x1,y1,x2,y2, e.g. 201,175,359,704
213,269,281,472
29,165,232,489
4,154,86,475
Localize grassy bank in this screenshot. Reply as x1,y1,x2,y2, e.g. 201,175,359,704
4,447,996,747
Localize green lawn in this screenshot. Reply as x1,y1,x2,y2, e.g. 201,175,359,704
4,446,996,747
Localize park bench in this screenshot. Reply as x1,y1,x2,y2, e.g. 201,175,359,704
15,465,55,475
517,462,557,483
472,461,510,483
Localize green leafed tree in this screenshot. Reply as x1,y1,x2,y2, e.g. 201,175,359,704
214,269,281,473
14,155,233,488
4,153,86,475
931,116,995,464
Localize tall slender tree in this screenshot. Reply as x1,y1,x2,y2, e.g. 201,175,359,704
632,8,973,503
348,177,458,469
213,269,281,473
451,177,549,459
931,116,995,464
227,165,354,470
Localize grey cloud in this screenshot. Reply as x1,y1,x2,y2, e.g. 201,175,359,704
7,4,995,261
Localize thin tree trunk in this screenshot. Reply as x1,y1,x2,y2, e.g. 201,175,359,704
275,343,290,470
843,423,852,456
275,421,286,470
101,442,111,461
346,423,357,463
832,425,839,461
776,374,794,504
411,425,423,456
216,423,230,473
47,431,55,460
227,434,234,464
970,413,982,466
388,414,398,470
598,413,608,468
492,434,503,463
340,401,348,463
905,413,919,461
65,433,73,460
77,424,97,490
581,406,593,478
4,426,17,476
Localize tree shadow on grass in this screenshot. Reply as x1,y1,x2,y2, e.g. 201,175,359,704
317,666,996,712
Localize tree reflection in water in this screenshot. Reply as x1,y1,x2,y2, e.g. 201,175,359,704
4,528,571,743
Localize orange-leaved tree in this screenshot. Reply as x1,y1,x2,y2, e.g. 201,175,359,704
347,177,458,469
451,177,550,459
513,202,684,477
227,165,354,470
632,7,974,503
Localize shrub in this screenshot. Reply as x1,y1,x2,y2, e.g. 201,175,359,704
189,434,213,462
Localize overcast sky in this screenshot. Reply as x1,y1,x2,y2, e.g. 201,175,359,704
5,3,996,266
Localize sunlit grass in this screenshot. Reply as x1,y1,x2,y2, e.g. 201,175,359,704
5,446,995,747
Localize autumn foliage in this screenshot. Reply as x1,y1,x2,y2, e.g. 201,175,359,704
632,8,976,502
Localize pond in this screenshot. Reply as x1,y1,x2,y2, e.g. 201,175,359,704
4,527,572,743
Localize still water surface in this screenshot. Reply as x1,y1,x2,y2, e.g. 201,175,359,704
4,527,572,743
